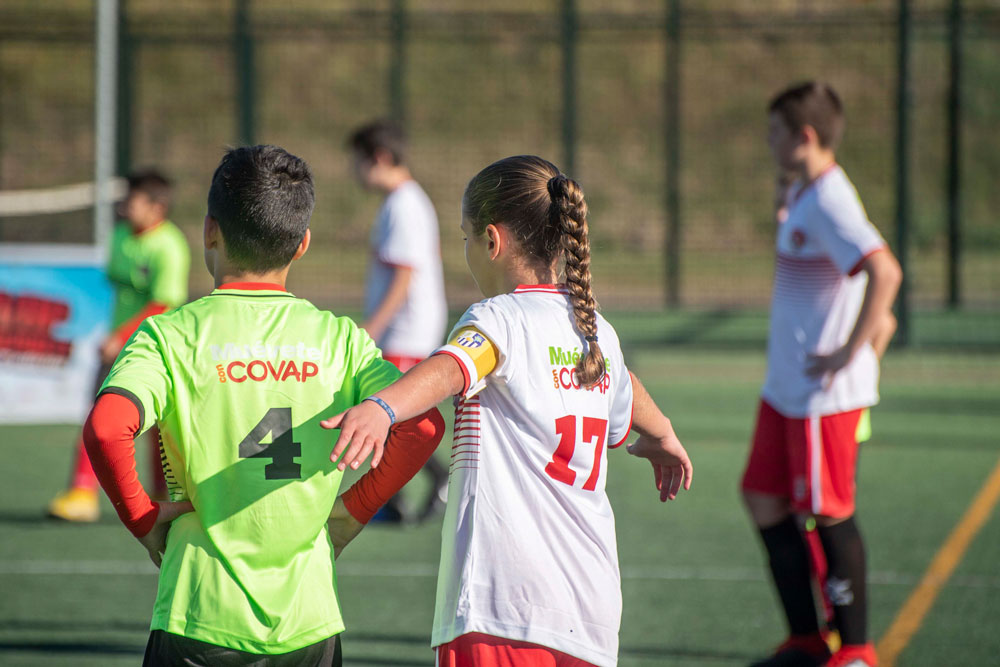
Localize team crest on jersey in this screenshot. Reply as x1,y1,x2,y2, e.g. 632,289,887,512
791,228,807,248
456,331,486,349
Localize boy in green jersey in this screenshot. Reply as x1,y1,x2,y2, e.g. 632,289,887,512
82,145,445,666
49,169,191,522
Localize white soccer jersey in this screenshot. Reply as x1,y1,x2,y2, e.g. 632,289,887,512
431,284,634,667
762,165,887,418
364,179,447,357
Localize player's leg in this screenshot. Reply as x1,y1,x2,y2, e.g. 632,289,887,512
435,633,597,667
143,629,342,666
811,409,877,667
742,401,829,666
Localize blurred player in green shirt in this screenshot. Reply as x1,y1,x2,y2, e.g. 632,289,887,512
48,169,190,522
82,145,444,666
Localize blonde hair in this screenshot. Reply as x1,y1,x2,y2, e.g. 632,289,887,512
463,155,605,387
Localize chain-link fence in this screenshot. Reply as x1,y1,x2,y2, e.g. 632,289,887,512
2,0,998,344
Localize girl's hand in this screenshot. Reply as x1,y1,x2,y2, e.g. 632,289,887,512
137,500,194,568
322,401,392,471
627,432,693,502
327,496,364,559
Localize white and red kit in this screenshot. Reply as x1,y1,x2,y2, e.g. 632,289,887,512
432,284,634,667
365,179,447,358
745,165,887,517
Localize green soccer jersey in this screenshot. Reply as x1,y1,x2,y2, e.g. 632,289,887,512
107,220,190,328
100,285,401,653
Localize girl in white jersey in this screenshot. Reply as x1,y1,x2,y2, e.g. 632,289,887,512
324,155,693,667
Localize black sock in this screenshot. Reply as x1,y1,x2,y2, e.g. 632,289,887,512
759,516,820,636
817,516,867,646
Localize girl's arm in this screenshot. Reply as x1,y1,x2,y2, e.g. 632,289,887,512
625,371,693,501
322,353,465,471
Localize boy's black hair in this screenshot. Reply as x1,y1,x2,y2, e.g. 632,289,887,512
207,145,315,272
769,81,845,149
347,120,407,166
127,168,172,206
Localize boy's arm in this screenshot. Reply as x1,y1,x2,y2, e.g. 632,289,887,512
807,248,903,377
82,393,193,566
624,371,693,502
362,265,412,343
328,407,446,557
871,311,897,359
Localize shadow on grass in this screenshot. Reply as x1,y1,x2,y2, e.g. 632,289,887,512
0,510,120,526
0,640,143,656
0,619,149,633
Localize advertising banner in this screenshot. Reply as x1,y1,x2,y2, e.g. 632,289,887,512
0,247,111,423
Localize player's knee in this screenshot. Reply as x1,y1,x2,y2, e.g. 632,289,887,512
814,513,853,528
742,490,791,528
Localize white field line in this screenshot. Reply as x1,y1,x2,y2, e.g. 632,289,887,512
0,560,998,590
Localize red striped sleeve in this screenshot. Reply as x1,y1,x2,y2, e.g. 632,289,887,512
848,245,887,277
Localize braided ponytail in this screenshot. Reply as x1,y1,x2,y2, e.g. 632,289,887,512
547,174,605,388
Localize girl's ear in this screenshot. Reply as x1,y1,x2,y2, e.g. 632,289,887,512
485,223,504,261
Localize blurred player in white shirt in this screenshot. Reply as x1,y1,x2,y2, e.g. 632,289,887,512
324,155,693,667
743,83,902,667
348,120,449,521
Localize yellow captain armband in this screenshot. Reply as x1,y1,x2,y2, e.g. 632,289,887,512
448,327,499,380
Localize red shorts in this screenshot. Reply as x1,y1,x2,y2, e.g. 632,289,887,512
382,354,424,373
741,400,864,518
435,633,597,667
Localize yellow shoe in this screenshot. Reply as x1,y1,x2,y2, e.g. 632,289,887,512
47,487,99,522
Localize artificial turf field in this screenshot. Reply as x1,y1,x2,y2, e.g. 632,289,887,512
1,327,998,666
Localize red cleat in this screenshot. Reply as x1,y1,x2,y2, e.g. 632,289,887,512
826,642,878,667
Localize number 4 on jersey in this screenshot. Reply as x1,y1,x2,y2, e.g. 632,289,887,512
239,407,302,479
545,415,609,491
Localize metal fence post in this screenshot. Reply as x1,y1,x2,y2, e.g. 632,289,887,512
665,0,681,307
116,0,132,176
895,0,912,345
389,0,406,127
947,0,963,309
235,0,255,146
94,0,119,252
560,0,577,175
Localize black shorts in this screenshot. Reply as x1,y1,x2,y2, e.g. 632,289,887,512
142,630,342,667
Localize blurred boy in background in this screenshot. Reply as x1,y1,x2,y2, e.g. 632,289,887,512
48,169,190,522
348,120,449,522
743,82,902,667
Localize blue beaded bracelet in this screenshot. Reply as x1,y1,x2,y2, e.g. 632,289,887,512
363,396,396,425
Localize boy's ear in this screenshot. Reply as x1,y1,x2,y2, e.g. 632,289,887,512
292,228,311,261
372,147,396,168
204,215,219,249
801,124,821,147
151,201,169,221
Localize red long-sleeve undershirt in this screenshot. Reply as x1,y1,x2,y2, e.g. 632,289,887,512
341,408,446,524
109,302,169,347
83,392,446,536
82,393,159,537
